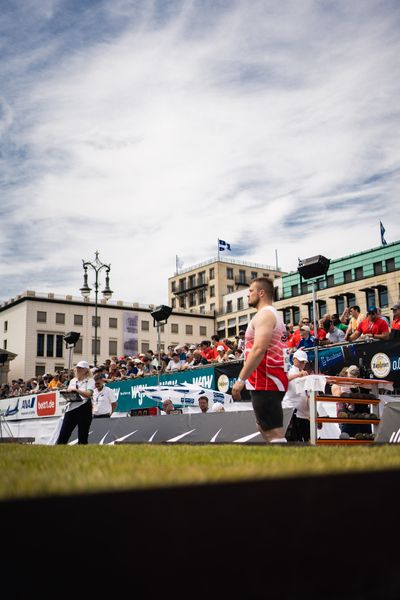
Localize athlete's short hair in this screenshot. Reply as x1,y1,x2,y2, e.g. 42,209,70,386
252,277,274,300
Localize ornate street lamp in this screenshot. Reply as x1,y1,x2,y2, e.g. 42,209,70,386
80,251,113,366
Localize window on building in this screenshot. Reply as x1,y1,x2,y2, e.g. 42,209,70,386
74,314,83,326
346,293,356,307
56,335,63,358
109,317,118,328
198,271,206,285
226,300,233,313
251,271,258,280
209,268,215,279
171,298,176,308
210,285,215,297
355,267,363,280
199,306,205,314
200,326,207,337
55,313,65,324
336,297,345,315
186,324,193,335
291,284,299,296
35,365,46,377
378,287,388,308
171,323,179,334
188,275,196,288
210,303,215,313
326,275,335,287
109,340,118,356
189,292,196,307
92,316,100,327
318,301,327,319
227,267,233,279
344,270,352,283
293,306,300,324
179,296,186,308
46,335,54,357
92,338,100,356
198,289,206,304
141,320,150,331
227,285,234,294
3,340,7,350
37,311,47,323
301,282,309,294
373,262,383,275
217,322,226,338
75,338,83,354
179,278,186,292
237,297,244,311
55,364,64,373
141,342,150,353
317,279,327,290
365,289,375,307
171,281,176,292
227,318,236,337
4,321,8,332
283,308,291,324
239,270,246,284
386,258,395,272
308,305,314,322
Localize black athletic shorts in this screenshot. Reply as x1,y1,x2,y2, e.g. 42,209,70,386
250,390,285,431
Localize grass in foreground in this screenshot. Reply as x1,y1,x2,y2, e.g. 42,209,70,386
1,444,400,501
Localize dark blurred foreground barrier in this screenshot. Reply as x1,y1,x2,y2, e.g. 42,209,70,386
2,467,400,599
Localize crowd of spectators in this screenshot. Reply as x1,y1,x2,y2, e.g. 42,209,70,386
1,304,399,401
285,303,400,353
0,334,245,400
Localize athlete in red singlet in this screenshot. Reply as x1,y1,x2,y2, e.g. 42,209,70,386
232,277,289,443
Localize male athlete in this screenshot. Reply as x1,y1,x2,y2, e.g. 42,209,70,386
232,277,289,443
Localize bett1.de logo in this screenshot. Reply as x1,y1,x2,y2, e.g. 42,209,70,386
37,392,57,416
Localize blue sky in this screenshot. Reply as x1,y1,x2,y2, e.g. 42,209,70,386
1,0,400,305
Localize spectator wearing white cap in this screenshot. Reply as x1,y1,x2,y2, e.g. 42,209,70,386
282,349,311,442
215,345,229,363
56,360,95,445
297,325,316,350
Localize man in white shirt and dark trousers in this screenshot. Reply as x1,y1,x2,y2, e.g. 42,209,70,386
92,376,117,418
56,360,95,445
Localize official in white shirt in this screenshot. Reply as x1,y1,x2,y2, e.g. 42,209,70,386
92,376,117,418
56,360,95,445
92,375,117,419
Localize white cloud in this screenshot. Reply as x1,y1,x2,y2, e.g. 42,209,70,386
1,0,400,303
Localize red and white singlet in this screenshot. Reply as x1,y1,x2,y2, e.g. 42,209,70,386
244,305,289,392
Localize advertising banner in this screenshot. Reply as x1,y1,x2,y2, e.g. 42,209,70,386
122,312,138,356
305,339,400,389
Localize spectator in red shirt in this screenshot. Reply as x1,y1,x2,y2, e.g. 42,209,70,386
199,340,217,362
349,306,390,342
391,302,400,331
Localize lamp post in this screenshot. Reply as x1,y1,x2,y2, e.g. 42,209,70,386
150,305,172,384
80,251,113,367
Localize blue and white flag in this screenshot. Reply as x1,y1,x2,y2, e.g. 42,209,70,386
218,239,231,251
380,221,387,246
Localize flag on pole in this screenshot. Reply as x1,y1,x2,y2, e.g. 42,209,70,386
380,221,387,246
218,239,231,252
